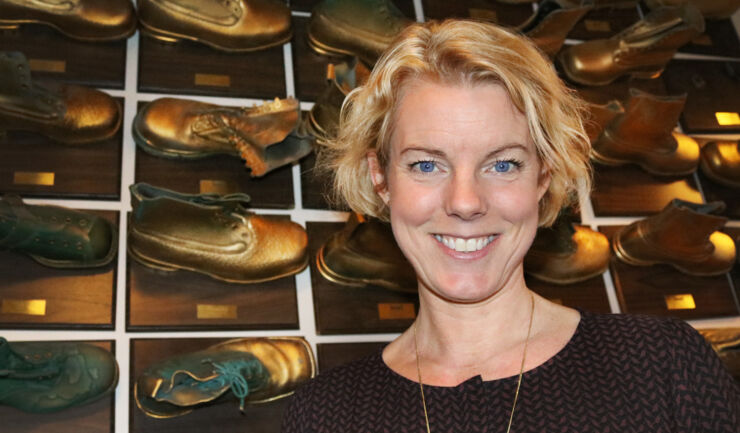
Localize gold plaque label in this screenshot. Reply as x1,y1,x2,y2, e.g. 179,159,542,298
197,304,237,319
378,303,415,320
665,294,696,310
28,59,66,73
199,180,239,195
715,112,740,126
468,8,497,22
584,20,611,32
194,73,231,87
1,299,46,316
13,172,54,186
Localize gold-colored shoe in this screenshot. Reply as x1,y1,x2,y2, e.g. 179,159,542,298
0,51,121,144
0,0,136,41
133,97,312,177
583,99,624,143
591,88,700,176
646,0,740,20
524,211,610,284
613,199,736,276
128,183,308,284
700,141,740,189
699,328,740,381
316,213,417,293
518,0,592,58
557,3,704,86
137,0,292,52
135,337,315,418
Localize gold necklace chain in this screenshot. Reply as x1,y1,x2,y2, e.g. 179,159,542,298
413,292,535,433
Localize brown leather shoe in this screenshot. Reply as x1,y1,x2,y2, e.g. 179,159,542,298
584,99,623,143
316,213,417,293
518,0,591,58
591,88,699,176
613,199,736,276
0,52,121,144
0,0,136,41
524,211,610,284
137,0,292,52
699,141,740,189
646,0,740,20
557,3,704,85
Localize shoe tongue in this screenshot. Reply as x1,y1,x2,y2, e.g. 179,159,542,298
622,8,683,42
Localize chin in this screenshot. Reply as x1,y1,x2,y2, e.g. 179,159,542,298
421,274,505,304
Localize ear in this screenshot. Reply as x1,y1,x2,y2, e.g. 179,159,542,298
366,151,390,205
537,165,551,202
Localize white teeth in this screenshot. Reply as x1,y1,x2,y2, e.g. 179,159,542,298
465,238,476,252
434,234,496,253
455,238,465,251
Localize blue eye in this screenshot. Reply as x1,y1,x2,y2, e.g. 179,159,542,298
418,161,436,173
494,161,512,173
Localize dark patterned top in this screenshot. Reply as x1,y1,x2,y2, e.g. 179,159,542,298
282,311,740,432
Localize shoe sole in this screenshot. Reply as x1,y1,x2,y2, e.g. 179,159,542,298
306,31,357,61
591,139,697,177
139,21,292,53
0,19,136,42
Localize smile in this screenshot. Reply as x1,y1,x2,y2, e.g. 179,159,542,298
433,234,497,253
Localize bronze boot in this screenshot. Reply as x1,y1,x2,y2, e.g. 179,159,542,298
316,213,417,293
137,0,292,52
557,3,704,85
518,0,592,58
0,0,136,41
646,0,740,20
613,199,736,276
699,141,740,189
524,210,610,284
591,88,700,176
583,99,624,143
0,52,121,144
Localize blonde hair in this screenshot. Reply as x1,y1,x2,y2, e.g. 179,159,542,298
321,19,591,226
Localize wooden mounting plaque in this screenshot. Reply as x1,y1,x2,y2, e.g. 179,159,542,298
291,0,416,16
678,19,740,59
0,98,123,199
0,24,126,89
291,16,333,102
0,210,117,329
307,222,419,335
564,5,640,41
662,59,740,134
525,274,612,314
129,338,291,433
600,225,739,320
697,171,740,219
300,152,347,211
137,34,286,99
317,342,388,372
422,0,534,27
2,340,115,433
591,164,702,216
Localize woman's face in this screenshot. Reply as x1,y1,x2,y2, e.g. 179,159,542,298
368,79,550,303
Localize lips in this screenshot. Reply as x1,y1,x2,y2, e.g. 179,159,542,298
433,234,497,253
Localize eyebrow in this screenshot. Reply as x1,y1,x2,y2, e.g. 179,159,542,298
399,143,530,159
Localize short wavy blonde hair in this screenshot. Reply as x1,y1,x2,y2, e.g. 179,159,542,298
321,19,591,226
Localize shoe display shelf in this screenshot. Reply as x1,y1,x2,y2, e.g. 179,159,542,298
0,2,739,433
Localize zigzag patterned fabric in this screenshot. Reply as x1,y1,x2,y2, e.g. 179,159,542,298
282,311,739,432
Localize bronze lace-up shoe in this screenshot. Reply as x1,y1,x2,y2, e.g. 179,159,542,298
646,0,740,20
0,0,136,41
316,213,417,293
128,183,308,284
0,52,121,144
557,3,704,85
308,0,412,66
699,141,740,189
518,0,592,58
613,199,736,276
591,88,699,176
133,97,312,177
137,0,292,52
135,337,315,418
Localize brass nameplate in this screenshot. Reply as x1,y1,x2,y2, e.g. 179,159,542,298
197,304,237,319
28,58,66,73
584,20,611,33
13,171,54,186
665,294,696,310
1,299,46,316
194,73,231,87
716,112,740,126
378,303,415,320
199,179,239,195
468,8,497,22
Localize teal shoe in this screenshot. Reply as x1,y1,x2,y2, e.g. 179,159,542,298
0,338,118,413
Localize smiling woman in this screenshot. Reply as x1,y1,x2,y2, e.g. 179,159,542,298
282,19,739,433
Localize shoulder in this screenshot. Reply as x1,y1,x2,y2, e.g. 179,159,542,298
577,310,704,348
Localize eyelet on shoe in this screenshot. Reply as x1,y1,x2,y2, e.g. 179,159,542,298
79,219,87,227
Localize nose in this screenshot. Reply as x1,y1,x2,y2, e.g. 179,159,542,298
444,171,486,220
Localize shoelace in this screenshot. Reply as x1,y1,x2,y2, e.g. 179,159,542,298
211,359,264,412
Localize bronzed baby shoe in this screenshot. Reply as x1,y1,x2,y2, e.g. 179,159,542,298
591,88,699,176
317,213,417,293
700,141,740,189
308,0,412,66
518,0,591,58
583,99,624,143
0,0,136,41
133,97,312,177
646,0,740,20
699,328,740,381
0,195,117,268
137,0,292,52
128,183,308,283
524,211,610,284
135,337,315,418
557,3,704,85
0,52,121,144
0,337,118,413
613,199,736,276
